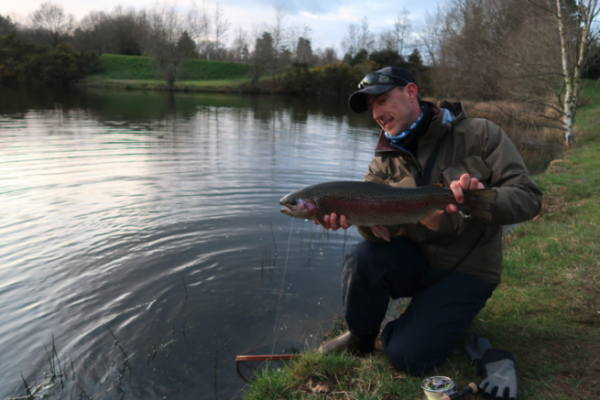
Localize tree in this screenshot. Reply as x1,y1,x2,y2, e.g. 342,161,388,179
419,4,445,68
296,37,312,64
369,49,404,67
320,47,338,65
0,14,16,35
252,31,275,83
186,1,210,58
30,2,75,48
231,25,249,62
393,9,412,56
407,49,423,65
74,9,145,55
213,2,229,60
551,0,600,144
342,17,375,60
341,22,360,58
146,6,189,89
178,31,198,58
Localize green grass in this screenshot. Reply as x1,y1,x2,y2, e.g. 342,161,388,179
85,54,253,90
244,83,600,400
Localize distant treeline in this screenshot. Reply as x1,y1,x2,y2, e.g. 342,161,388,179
1,0,599,102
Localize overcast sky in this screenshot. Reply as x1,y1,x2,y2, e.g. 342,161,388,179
0,0,439,54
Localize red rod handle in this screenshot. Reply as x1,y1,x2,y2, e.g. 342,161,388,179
236,354,299,362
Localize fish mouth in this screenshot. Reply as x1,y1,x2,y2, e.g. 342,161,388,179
280,203,296,217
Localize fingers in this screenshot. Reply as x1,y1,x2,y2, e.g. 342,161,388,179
318,214,351,231
450,179,464,204
451,174,483,205
339,215,351,229
329,213,340,231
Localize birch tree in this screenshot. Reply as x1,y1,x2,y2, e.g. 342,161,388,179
552,0,600,144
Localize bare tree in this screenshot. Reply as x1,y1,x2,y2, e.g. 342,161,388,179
341,22,359,58
231,24,249,62
186,0,210,56
271,5,287,58
214,2,229,59
75,8,145,55
419,4,445,68
146,5,188,89
342,16,375,59
357,17,375,53
393,8,412,56
30,2,75,48
377,30,396,51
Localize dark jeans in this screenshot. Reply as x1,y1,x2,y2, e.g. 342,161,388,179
342,236,497,375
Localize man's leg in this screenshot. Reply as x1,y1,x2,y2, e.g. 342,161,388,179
340,237,431,351
380,271,497,375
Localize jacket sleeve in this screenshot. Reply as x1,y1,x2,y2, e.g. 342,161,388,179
483,121,543,225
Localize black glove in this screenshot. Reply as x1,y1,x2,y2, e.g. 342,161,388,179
464,334,518,400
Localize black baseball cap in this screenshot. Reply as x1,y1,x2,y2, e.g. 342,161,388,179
348,67,418,113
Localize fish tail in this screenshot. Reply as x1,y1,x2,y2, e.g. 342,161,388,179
460,188,498,222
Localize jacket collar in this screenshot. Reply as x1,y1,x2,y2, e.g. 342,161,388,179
373,101,468,172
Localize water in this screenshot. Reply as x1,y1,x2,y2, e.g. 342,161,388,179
0,87,381,399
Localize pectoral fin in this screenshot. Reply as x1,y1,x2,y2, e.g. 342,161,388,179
372,225,390,242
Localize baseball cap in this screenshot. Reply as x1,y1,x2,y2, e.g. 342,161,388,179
348,67,418,113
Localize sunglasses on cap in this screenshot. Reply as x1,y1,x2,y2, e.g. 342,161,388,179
358,72,410,89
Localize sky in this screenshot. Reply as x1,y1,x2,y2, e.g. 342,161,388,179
0,0,439,55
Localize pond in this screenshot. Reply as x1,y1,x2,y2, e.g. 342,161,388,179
0,86,553,399
0,86,382,399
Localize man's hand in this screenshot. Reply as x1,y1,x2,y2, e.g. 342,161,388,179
312,213,351,231
446,173,484,213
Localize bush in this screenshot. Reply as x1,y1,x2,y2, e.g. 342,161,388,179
284,61,377,96
0,31,102,86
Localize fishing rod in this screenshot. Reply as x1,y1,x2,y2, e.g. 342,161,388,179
235,354,300,383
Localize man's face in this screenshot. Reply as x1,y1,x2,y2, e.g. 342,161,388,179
366,86,416,137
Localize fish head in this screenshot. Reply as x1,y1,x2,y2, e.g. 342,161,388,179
279,193,319,219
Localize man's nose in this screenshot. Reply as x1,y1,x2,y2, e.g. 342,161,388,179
372,106,382,120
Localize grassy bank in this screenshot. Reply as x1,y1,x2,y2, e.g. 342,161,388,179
244,94,600,399
85,54,254,91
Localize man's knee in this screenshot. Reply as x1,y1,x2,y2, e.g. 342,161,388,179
381,318,452,375
383,333,449,376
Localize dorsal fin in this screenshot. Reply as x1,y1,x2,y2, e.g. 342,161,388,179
371,178,391,186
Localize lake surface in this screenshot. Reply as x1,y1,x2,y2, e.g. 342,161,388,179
0,87,382,399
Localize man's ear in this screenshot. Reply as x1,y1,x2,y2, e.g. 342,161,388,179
405,83,419,102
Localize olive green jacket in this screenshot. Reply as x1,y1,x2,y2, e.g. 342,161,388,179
357,101,543,284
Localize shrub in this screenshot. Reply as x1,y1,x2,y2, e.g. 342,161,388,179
0,31,102,85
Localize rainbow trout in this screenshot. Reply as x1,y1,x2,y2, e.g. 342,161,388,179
279,180,498,241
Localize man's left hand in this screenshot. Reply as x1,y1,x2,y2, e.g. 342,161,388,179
446,173,484,214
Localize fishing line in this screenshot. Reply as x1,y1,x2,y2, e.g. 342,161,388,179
270,217,294,357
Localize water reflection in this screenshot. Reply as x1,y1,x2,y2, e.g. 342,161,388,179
0,87,380,399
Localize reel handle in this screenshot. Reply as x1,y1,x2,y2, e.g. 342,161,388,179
439,382,478,400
